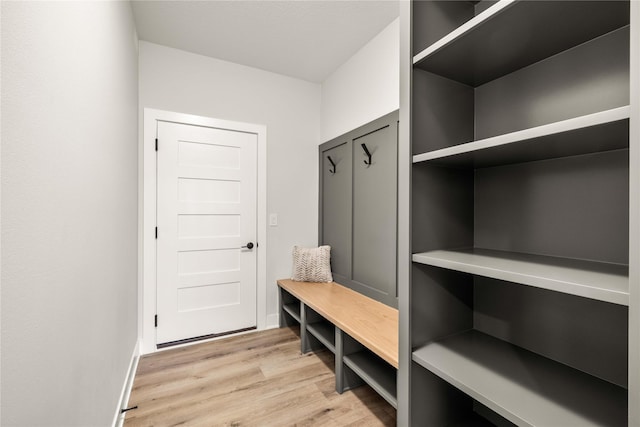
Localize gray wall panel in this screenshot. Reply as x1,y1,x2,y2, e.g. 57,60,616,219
474,149,629,264
474,1,499,16
319,111,399,307
412,264,474,349
321,142,352,281
475,27,630,139
352,125,397,302
474,277,629,387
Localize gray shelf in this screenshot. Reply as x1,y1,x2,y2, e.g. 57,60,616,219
412,330,627,427
412,107,629,169
282,303,301,323
343,351,397,409
412,248,628,306
307,321,335,353
413,0,629,87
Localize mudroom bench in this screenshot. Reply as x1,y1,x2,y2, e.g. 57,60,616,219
277,279,398,408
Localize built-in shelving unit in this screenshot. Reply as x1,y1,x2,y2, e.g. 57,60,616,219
399,0,638,425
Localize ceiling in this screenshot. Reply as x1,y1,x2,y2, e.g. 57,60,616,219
131,0,399,83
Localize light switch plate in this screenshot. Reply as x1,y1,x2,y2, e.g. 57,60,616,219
269,213,278,227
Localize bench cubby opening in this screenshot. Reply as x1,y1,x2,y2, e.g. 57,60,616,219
342,332,397,409
304,306,336,353
279,287,301,326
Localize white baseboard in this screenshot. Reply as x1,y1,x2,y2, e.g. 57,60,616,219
266,313,280,329
112,340,140,427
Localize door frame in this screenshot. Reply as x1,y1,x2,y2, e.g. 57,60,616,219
140,108,267,355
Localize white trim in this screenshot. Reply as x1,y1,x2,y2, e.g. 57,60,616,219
149,327,260,354
266,313,280,329
112,340,140,427
140,108,268,355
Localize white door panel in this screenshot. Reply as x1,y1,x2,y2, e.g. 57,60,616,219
178,201,241,215
156,121,257,345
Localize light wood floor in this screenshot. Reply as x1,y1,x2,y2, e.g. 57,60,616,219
124,327,397,426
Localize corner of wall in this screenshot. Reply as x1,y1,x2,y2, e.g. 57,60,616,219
320,17,400,143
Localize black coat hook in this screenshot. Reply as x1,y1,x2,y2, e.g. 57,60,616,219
361,143,372,166
327,156,336,174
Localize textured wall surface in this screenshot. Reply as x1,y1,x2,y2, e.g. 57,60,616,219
1,2,139,425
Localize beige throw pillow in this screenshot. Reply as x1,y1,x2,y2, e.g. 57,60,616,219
291,245,333,283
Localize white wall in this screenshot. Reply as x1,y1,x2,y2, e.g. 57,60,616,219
139,42,321,339
321,18,400,143
1,2,139,426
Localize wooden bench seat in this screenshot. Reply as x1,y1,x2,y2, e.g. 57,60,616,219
277,279,399,408
277,279,398,368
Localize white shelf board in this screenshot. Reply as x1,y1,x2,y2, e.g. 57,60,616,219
412,248,628,306
343,351,397,409
412,106,630,168
412,330,627,427
413,1,629,86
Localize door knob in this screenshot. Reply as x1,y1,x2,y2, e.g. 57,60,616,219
241,242,254,249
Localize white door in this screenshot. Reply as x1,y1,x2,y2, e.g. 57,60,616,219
156,121,257,345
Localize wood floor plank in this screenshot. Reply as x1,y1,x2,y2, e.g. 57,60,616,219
125,327,396,426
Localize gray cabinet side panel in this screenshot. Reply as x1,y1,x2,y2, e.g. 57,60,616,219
412,69,475,155
410,360,474,426
412,264,474,348
321,142,352,281
319,111,399,308
352,124,398,305
412,164,474,254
